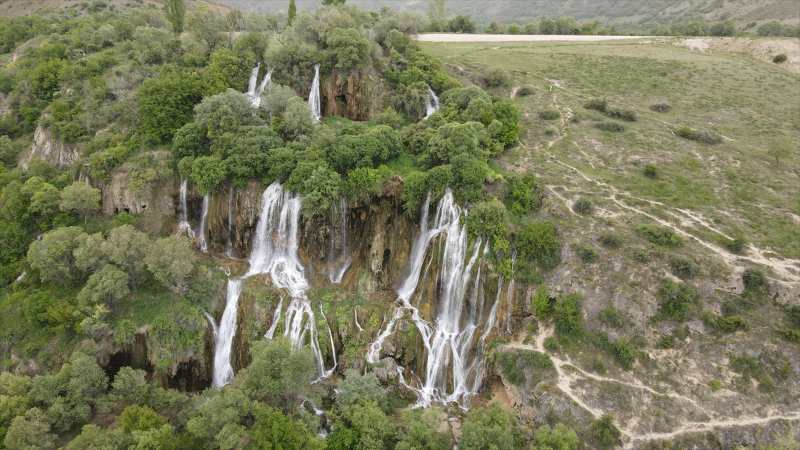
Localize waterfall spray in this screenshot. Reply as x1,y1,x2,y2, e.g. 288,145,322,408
308,64,321,122
246,63,260,99
225,185,235,258
198,193,210,253
424,87,440,119
327,196,351,283
211,279,242,387
178,179,195,238
252,68,273,108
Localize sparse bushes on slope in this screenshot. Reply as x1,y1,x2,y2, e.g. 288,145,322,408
539,108,560,120
636,224,683,248
669,255,698,279
650,103,671,113
572,197,593,215
604,107,636,121
574,243,597,263
677,126,722,145
599,233,622,249
594,122,625,132
773,54,787,64
584,98,607,112
643,164,659,179
656,280,697,322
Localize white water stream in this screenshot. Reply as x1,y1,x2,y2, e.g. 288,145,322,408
225,185,235,258
424,87,440,119
198,193,210,253
327,196,351,283
177,179,195,237
210,279,242,386
366,189,498,407
246,63,260,99
309,64,321,122
251,67,273,108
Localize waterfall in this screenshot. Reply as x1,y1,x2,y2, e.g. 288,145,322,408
246,63,260,99
327,196,351,283
252,68,273,108
248,182,334,378
198,193,210,253
225,185,235,258
505,252,517,334
178,179,195,238
211,279,242,387
424,87,440,119
308,64,321,122
15,271,26,282
354,307,364,332
366,189,498,407
264,296,284,339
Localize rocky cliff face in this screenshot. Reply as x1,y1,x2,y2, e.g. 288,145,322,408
18,121,82,170
322,67,386,121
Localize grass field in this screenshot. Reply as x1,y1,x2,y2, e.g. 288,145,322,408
422,39,800,267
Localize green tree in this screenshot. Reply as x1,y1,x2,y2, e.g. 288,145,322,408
554,293,583,337
4,408,56,450
451,154,486,203
77,264,130,307
27,226,88,288
336,369,383,407
67,424,128,450
120,405,168,432
282,97,315,140
767,138,792,165
460,402,525,450
515,221,560,270
163,0,186,34
396,407,450,450
203,51,255,97
507,23,521,35
331,400,396,450
31,59,66,101
539,17,556,34
327,28,372,70
590,415,621,450
427,122,480,165
247,403,322,450
260,84,299,116
532,284,552,319
111,367,150,405
102,225,151,291
60,181,101,225
137,67,204,143
187,388,251,449
301,165,341,219
187,6,230,50
532,423,579,450
449,15,476,34
465,199,510,247
427,0,450,24
144,236,197,295
288,0,297,26
191,156,227,195
243,337,320,407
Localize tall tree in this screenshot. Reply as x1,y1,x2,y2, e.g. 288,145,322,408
322,0,346,5
288,0,297,26
428,0,450,23
59,182,101,225
163,0,186,34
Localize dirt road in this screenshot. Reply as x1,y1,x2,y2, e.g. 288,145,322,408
416,34,649,42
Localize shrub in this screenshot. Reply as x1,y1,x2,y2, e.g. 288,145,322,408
590,415,621,450
709,380,722,391
599,233,622,249
676,126,697,140
634,249,651,264
592,358,607,375
669,255,698,279
466,199,511,247
584,98,607,112
695,131,722,145
725,237,747,253
572,197,593,215
502,174,539,215
515,221,561,270
643,164,659,179
656,280,697,322
516,86,534,97
543,336,559,352
773,53,787,63
635,225,683,248
554,293,583,337
612,338,636,370
650,103,671,113
599,306,625,328
594,122,625,132
657,335,674,349
484,67,510,87
575,244,597,263
742,268,767,291
532,284,553,319
605,107,636,121
716,315,749,332
539,108,560,120
778,328,800,342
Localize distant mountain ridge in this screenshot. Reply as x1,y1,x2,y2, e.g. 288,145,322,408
0,0,229,20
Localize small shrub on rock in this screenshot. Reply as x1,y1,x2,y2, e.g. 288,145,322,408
656,280,697,322
650,103,671,113
742,267,767,291
605,107,637,121
677,126,722,145
709,379,722,391
594,122,625,132
669,255,699,279
634,248,651,263
573,197,594,215
516,86,534,97
575,243,597,263
657,335,674,349
716,315,749,332
539,108,560,120
635,224,683,248
773,53,787,63
543,336,560,352
725,236,747,253
599,306,625,328
599,233,622,249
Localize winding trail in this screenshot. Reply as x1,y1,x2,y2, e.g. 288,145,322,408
501,326,799,448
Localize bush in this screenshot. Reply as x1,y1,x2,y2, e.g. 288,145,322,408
635,225,683,248
532,284,553,319
599,307,625,328
592,358,607,375
677,126,722,145
725,237,747,253
599,233,622,249
594,122,625,132
656,280,697,322
516,86,534,97
543,336,559,352
466,199,511,247
584,98,607,112
657,335,674,349
634,249,651,263
539,108,560,120
604,107,636,121
575,244,597,263
643,163,659,179
742,268,767,291
590,415,621,450
612,338,636,370
515,221,561,270
484,67,510,87
669,255,698,279
649,103,671,113
554,293,583,337
709,380,722,391
773,53,787,63
572,197,593,215
502,174,539,216
716,315,749,332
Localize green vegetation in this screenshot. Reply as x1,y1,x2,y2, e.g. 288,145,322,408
655,280,697,322
572,197,593,215
773,54,788,64
635,225,683,248
539,109,560,120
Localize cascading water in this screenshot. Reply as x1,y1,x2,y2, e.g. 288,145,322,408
308,64,321,122
327,196,351,283
424,87,440,119
248,182,334,378
177,179,195,238
225,185,235,258
505,252,517,334
366,189,498,407
246,63,260,99
198,193,210,253
211,279,242,387
252,68,273,108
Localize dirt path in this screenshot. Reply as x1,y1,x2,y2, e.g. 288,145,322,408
501,326,800,448
417,34,649,43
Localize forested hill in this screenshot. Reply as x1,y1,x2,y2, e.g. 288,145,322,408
0,0,228,19
214,0,800,29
